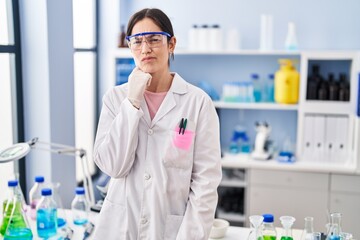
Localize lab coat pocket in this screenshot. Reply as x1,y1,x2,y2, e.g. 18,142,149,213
163,214,184,240
163,126,195,169
93,198,127,239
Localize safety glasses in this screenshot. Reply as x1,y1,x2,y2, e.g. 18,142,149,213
126,31,171,50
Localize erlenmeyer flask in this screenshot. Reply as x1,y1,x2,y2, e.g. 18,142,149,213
280,216,296,240
326,213,342,240
2,181,33,239
301,217,314,240
49,182,67,228
247,215,264,240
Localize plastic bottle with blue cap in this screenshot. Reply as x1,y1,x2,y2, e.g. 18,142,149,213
262,214,277,240
36,188,58,238
71,187,89,225
29,176,45,220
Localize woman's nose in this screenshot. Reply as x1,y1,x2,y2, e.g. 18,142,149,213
141,40,151,53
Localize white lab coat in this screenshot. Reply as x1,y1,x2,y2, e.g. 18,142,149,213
93,73,222,240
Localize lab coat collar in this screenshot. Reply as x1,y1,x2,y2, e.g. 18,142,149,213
147,73,188,127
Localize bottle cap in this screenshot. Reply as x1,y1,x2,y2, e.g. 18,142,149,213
251,73,259,79
35,176,45,183
76,187,85,195
8,180,18,187
41,188,52,196
263,214,274,223
268,74,274,79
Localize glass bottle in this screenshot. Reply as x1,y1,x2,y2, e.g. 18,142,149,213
118,25,127,48
36,188,58,238
285,22,298,51
50,182,67,228
301,217,314,240
262,214,276,240
29,176,45,220
326,212,342,240
279,216,296,240
1,180,33,239
71,187,89,225
251,73,262,102
264,74,275,102
247,215,264,240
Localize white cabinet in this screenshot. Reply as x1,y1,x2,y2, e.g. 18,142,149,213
248,169,329,230
330,174,360,238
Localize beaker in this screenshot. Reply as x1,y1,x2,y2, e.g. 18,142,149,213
325,212,342,240
49,182,67,228
312,232,322,240
3,195,33,239
280,216,296,240
301,217,314,240
247,215,264,240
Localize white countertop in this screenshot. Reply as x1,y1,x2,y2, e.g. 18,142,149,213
222,153,358,174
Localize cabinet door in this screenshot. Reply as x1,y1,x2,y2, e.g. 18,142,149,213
330,193,360,239
248,169,329,230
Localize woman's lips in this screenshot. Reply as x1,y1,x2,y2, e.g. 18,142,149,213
142,57,156,62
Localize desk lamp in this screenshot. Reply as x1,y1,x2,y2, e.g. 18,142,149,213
0,137,95,206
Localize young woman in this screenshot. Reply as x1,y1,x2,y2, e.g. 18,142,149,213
93,8,222,239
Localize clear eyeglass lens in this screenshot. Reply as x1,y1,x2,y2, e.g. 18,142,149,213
129,34,165,49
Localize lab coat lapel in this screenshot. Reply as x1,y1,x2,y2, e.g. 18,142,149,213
151,73,187,127
141,98,152,127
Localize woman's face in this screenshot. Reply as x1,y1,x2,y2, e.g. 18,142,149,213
130,18,175,74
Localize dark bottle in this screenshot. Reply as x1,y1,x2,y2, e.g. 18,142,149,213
328,73,339,101
318,82,328,100
338,73,350,101
118,25,127,48
307,65,323,100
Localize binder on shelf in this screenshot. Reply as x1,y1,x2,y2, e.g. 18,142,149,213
313,115,326,162
302,114,315,161
324,116,337,163
334,116,349,163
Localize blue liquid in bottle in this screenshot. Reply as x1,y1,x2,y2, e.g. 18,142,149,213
57,218,66,228
37,208,57,238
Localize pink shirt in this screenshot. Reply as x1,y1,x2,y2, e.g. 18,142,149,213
144,90,167,120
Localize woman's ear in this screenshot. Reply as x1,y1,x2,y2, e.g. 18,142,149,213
169,36,177,52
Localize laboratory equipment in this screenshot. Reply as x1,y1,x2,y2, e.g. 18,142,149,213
229,126,251,154
300,217,315,240
279,216,296,240
71,187,89,225
252,73,262,102
264,74,275,102
28,176,45,220
83,222,95,239
262,214,277,240
50,182,67,228
325,212,342,240
312,232,322,240
339,232,353,240
277,137,296,163
36,188,58,238
260,14,273,51
251,122,271,160
247,215,264,240
285,22,298,51
0,137,95,206
1,180,33,239
275,59,300,104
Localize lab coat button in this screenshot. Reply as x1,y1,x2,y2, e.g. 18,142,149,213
144,173,151,180
141,218,147,224
147,129,154,135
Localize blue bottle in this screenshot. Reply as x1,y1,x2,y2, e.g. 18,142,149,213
251,73,262,102
36,188,57,238
71,187,89,225
265,74,275,102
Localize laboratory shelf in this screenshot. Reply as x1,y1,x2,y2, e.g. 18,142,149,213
216,209,246,223
213,101,299,111
301,101,354,115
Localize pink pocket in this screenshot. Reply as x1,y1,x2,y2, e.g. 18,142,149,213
173,127,195,150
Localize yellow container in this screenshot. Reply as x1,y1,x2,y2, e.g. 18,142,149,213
274,59,300,104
